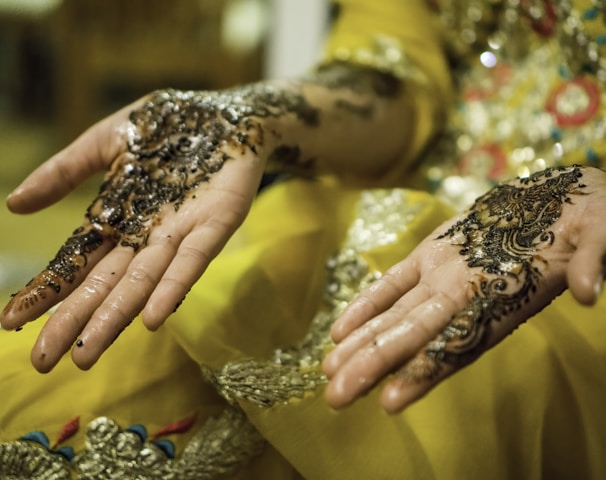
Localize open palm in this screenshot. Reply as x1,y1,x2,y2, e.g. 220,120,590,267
0,89,267,372
323,166,606,413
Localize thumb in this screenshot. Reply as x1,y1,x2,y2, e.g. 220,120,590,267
7,105,133,214
567,228,606,306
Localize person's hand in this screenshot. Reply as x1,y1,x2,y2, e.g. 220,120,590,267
323,165,606,414
0,88,277,372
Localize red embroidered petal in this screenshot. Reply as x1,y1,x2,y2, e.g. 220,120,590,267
152,415,197,440
53,416,80,448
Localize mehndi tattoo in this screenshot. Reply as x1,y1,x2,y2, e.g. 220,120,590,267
4,64,403,318
4,85,318,314
399,166,586,380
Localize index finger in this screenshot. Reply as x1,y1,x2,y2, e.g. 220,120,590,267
7,102,138,214
330,258,420,343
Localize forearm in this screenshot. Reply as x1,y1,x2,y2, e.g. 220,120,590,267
124,0,450,189
260,63,432,186
130,60,441,191
261,0,452,186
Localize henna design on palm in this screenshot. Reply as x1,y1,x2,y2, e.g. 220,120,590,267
4,64,402,321
4,86,320,316
399,165,586,379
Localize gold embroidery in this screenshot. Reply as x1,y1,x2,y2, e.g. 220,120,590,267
424,0,606,210
438,0,606,77
323,34,427,83
207,190,431,407
0,441,70,479
0,409,264,479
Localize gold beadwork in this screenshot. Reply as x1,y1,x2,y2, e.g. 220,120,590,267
0,409,264,479
207,190,429,408
423,0,606,210
325,34,427,82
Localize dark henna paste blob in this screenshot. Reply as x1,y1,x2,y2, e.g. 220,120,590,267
335,99,375,118
309,63,402,98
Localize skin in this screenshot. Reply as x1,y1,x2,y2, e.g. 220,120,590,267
323,165,606,413
2,64,604,416
0,64,420,373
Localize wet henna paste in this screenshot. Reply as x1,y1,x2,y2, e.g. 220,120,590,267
399,165,587,380
4,85,318,316
4,65,402,320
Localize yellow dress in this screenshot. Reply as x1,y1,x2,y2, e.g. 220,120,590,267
1,1,606,479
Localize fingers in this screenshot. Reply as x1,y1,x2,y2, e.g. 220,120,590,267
70,202,247,367
567,230,606,305
141,165,256,328
379,297,517,414
33,191,250,370
0,231,114,330
323,282,431,377
324,291,460,410
7,105,133,214
142,213,238,330
380,359,459,414
564,168,606,305
330,259,421,343
30,246,135,372
67,241,176,370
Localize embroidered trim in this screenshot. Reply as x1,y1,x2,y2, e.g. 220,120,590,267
0,409,264,479
205,190,426,408
322,34,428,83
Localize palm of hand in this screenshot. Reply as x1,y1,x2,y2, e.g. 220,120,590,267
324,165,606,413
0,89,268,372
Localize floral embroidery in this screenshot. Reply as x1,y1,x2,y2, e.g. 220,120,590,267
545,77,601,127
423,0,606,211
0,410,264,479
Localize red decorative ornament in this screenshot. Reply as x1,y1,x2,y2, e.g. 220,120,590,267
520,0,557,37
53,416,80,449
458,143,507,181
152,415,197,440
545,77,601,127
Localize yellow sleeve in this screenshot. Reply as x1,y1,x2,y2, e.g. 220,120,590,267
322,0,452,181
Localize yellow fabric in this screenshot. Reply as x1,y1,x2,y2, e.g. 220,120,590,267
2,177,606,478
323,0,453,184
0,318,217,451
171,180,606,479
1,0,606,478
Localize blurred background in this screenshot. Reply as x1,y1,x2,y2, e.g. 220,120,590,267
0,0,328,302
